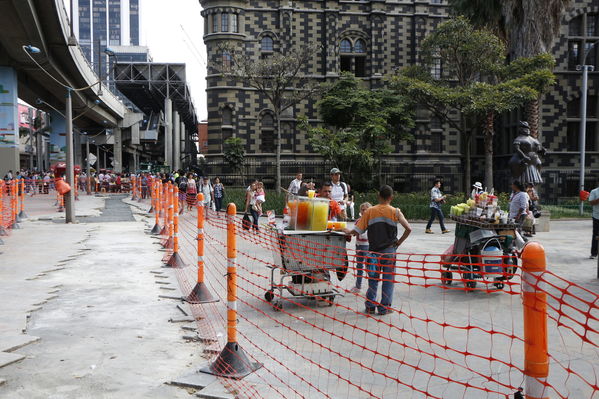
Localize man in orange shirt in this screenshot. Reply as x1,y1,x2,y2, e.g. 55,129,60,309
344,185,412,315
319,182,342,220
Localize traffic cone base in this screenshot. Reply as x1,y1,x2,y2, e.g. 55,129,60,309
159,225,168,235
11,222,21,230
165,252,185,268
184,282,219,304
18,211,27,219
200,342,262,380
148,206,154,214
150,223,162,235
0,226,7,236
162,236,174,249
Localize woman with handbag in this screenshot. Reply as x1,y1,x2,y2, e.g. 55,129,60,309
244,181,260,232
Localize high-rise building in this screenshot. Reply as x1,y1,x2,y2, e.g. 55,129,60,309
72,0,141,77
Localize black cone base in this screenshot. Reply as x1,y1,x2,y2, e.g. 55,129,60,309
150,223,162,235
11,222,21,230
165,252,185,268
184,282,219,304
159,225,168,235
148,206,154,214
16,214,21,223
0,226,7,236
0,237,4,245
200,342,262,379
18,211,27,219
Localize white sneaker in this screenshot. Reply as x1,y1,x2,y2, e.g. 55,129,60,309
350,286,361,294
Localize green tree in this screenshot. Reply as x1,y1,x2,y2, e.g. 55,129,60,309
301,73,414,189
391,17,555,190
448,0,570,137
223,137,245,183
221,43,321,193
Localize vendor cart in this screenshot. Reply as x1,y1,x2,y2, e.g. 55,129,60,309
264,229,348,311
441,216,522,290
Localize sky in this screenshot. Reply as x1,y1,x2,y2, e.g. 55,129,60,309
140,0,208,120
64,0,208,120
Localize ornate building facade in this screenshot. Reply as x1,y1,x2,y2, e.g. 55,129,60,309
200,0,599,199
199,0,462,192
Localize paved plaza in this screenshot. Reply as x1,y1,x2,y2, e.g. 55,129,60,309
0,195,597,398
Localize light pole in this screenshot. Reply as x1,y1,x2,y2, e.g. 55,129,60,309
577,41,599,215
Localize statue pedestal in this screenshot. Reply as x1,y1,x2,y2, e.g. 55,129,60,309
535,210,551,232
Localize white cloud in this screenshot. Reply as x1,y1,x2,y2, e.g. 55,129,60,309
140,0,207,120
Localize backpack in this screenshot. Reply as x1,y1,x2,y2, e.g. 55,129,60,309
179,178,188,191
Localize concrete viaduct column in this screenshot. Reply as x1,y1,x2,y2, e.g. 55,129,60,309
165,98,172,169
173,111,180,171
180,120,186,168
0,67,20,176
113,128,122,173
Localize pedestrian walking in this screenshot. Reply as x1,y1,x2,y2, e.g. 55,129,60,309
199,176,213,218
213,177,224,212
588,182,599,259
425,179,450,234
244,181,260,232
344,185,412,315
186,173,197,210
288,172,303,196
350,202,372,294
177,175,188,214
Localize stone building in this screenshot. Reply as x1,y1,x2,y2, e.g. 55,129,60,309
199,0,461,191
200,0,599,199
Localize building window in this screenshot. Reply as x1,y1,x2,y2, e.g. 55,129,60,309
221,13,229,32
231,14,238,33
340,39,352,53
261,36,274,52
222,51,232,69
566,96,598,151
261,113,275,153
568,13,599,70
431,58,442,80
430,117,443,153
339,38,368,77
212,14,218,33
222,107,232,126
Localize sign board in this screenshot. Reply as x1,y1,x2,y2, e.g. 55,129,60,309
0,67,18,148
87,153,97,166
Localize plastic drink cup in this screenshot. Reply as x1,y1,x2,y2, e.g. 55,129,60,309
307,190,315,199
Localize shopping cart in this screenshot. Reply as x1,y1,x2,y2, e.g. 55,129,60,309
265,229,348,311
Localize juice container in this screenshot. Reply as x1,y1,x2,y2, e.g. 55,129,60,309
287,196,299,229
310,199,329,230
296,199,311,229
326,221,347,230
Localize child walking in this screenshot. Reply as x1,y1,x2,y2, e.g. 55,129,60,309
351,202,372,294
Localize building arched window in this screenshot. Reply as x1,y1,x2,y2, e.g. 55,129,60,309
354,39,365,53
340,39,352,53
261,113,275,153
212,14,218,33
231,14,238,33
568,13,599,70
261,36,274,52
340,38,367,77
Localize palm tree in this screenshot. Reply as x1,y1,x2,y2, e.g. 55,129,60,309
449,0,570,137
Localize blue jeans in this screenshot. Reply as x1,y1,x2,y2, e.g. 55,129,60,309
365,247,397,312
426,207,446,231
354,245,370,289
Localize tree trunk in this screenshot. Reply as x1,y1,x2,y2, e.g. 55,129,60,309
276,110,282,194
484,112,495,192
526,97,540,138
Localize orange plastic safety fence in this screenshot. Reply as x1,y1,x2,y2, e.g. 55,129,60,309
138,191,599,398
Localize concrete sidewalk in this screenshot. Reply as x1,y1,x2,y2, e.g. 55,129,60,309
0,195,201,398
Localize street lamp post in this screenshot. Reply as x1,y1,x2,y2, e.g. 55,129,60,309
577,42,599,215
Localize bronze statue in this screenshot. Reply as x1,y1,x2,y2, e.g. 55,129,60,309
509,121,546,184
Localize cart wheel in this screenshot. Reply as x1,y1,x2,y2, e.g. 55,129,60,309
494,282,505,290
441,271,453,285
272,301,283,311
264,290,274,303
466,281,477,289
324,295,335,306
